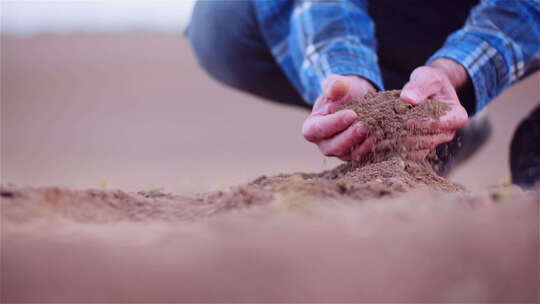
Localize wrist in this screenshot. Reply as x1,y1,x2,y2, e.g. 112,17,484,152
429,58,469,90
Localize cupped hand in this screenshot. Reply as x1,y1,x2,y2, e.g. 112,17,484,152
302,74,375,161
400,59,469,159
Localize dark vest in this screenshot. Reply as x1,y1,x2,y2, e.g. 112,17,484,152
368,0,480,88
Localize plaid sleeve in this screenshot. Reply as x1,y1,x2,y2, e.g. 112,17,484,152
253,0,383,105
428,0,540,112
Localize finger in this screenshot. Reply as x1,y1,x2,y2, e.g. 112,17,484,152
322,74,340,92
339,154,352,161
312,79,351,115
349,136,375,161
438,103,468,129
302,110,357,142
317,122,367,157
326,79,349,102
400,67,444,105
401,82,438,106
406,104,468,132
321,75,350,103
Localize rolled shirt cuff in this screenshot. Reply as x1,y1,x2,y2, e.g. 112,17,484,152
300,45,384,104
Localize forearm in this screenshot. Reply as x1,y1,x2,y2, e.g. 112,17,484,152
427,0,540,113
252,0,383,104
286,0,383,103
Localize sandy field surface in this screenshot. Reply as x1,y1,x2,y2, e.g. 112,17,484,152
2,182,538,302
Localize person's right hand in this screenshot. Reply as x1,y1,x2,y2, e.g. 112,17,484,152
302,74,375,161
399,59,469,160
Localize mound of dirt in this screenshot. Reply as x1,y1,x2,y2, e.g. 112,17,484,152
2,184,539,302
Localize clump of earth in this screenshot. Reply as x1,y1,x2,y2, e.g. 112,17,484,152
336,89,450,162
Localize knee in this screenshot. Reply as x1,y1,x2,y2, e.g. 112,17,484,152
186,1,254,86
186,1,224,73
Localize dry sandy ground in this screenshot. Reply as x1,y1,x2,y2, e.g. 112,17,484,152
1,33,539,193
2,183,539,302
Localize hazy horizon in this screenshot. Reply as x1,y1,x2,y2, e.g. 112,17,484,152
1,0,195,36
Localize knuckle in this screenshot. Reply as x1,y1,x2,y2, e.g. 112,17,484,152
319,142,344,157
303,133,315,142
303,130,317,142
432,73,445,86
411,66,425,76
314,122,326,138
302,124,314,141
411,66,431,78
302,120,321,142
324,145,340,156
418,66,431,73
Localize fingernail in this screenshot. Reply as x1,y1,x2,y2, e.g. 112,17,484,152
402,91,419,105
329,80,349,101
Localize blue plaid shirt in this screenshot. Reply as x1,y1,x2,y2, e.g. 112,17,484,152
252,0,540,112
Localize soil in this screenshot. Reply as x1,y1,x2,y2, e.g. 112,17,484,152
337,90,449,161
2,183,539,302
1,91,463,223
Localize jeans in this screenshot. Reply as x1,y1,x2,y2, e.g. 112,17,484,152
186,0,539,188
186,0,306,108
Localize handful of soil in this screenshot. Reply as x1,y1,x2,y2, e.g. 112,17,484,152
250,90,460,201
337,90,449,163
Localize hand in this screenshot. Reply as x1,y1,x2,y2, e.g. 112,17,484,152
302,74,375,161
400,58,469,159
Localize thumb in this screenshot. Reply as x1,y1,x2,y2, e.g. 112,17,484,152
400,81,436,105
325,79,350,102
400,67,440,105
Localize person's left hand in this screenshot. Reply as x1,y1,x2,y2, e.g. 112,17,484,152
399,58,469,160
302,74,375,161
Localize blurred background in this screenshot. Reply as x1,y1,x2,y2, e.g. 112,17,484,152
1,0,195,35
1,0,539,193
